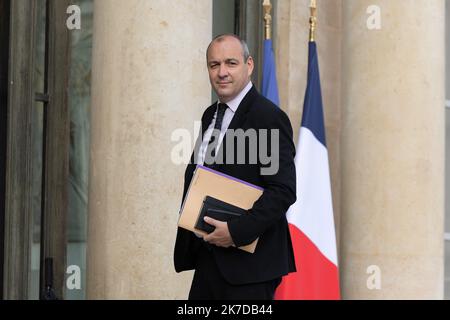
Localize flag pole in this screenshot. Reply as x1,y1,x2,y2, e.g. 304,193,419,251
309,0,317,42
263,0,272,40
261,0,280,106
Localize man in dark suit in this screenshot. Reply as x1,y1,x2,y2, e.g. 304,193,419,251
174,34,296,300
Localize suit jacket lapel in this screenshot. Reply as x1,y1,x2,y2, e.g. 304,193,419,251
185,104,216,181
228,85,257,131
201,106,216,137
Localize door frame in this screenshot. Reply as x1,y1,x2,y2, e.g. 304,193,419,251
39,0,71,300
0,0,11,300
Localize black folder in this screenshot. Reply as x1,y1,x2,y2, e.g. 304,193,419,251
195,196,248,233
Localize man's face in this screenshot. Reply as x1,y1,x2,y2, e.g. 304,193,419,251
207,37,254,103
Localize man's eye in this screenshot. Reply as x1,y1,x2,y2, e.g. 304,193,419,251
210,64,219,68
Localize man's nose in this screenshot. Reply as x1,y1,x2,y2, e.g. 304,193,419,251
218,64,228,78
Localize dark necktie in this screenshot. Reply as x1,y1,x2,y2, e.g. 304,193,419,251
204,103,228,164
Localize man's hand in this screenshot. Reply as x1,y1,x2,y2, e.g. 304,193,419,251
203,217,235,248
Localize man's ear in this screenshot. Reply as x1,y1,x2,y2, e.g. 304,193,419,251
247,56,255,76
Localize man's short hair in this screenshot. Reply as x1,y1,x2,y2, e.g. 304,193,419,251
206,34,251,62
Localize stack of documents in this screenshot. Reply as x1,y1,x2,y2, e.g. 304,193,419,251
178,165,263,253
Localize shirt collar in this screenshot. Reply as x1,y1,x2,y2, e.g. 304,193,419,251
218,81,253,113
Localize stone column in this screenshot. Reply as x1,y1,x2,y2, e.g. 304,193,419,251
87,0,212,299
341,0,445,299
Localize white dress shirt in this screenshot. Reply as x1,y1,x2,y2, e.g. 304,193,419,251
197,81,253,165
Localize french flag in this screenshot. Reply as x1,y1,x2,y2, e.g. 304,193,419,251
274,41,341,300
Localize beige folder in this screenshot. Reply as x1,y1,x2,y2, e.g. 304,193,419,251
178,165,264,253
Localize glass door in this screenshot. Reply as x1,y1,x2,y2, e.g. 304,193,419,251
4,0,71,300
66,0,93,300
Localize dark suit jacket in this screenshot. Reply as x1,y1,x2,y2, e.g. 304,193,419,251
174,86,297,285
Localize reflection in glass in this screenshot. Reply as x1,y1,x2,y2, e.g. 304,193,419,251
66,0,93,300
29,0,47,300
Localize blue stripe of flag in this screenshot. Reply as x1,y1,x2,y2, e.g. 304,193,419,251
301,41,326,147
261,39,280,107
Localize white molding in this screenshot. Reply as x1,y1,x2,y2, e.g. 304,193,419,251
445,233,450,241
446,100,450,108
